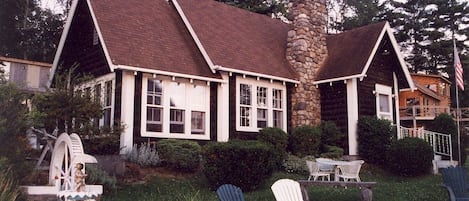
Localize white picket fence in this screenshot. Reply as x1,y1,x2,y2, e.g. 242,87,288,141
399,126,453,161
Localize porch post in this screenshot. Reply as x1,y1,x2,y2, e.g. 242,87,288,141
347,78,359,155
217,73,229,142
393,73,401,138
119,71,135,154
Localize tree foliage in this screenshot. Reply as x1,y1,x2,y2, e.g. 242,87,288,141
327,0,385,32
30,65,103,134
0,0,64,62
0,72,33,182
216,0,288,19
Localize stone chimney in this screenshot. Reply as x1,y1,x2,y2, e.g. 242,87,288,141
286,0,327,126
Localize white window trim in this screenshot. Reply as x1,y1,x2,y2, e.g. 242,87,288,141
375,84,393,121
141,75,210,140
236,77,287,132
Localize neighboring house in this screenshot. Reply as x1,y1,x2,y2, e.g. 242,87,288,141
50,0,414,156
0,56,52,149
399,73,451,128
0,56,51,93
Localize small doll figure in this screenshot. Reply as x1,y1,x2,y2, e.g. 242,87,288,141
74,163,87,192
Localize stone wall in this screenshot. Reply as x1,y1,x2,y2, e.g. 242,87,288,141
287,0,327,126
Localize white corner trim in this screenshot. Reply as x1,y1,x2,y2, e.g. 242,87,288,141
48,0,79,87
171,0,216,74
346,78,359,155
215,65,300,84
384,22,416,92
86,0,115,72
359,24,387,79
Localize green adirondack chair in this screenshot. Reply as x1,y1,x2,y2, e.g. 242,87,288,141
441,166,469,201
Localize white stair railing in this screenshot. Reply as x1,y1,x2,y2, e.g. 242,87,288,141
399,126,453,161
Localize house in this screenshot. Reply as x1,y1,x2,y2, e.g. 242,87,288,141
50,0,414,156
0,56,51,93
0,56,52,149
399,73,451,128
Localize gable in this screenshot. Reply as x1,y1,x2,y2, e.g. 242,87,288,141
315,21,414,90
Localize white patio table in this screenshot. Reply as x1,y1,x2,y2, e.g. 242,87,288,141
316,160,354,181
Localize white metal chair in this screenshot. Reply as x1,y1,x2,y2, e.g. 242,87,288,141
306,160,330,181
271,179,304,201
337,160,365,182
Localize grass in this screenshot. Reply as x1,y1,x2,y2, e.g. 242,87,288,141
101,164,448,201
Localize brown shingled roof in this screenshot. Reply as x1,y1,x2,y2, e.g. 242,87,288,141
89,0,219,79
178,0,297,80
88,0,296,81
317,21,387,82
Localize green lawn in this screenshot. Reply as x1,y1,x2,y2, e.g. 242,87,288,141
101,164,448,201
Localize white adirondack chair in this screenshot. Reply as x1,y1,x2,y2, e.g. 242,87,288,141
271,179,304,201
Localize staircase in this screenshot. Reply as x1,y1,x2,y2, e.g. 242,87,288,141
399,126,457,173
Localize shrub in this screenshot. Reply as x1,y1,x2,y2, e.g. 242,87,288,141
202,140,274,191
157,139,201,172
426,113,466,164
320,121,343,147
86,165,117,193
123,143,160,167
386,138,434,176
357,116,392,166
289,125,321,157
282,154,309,174
257,127,288,169
319,145,344,159
82,124,123,155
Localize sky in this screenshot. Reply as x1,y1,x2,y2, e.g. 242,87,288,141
40,0,65,14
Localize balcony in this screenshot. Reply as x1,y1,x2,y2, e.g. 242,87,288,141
399,105,451,120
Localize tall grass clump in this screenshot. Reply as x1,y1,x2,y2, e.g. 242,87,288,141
0,159,20,201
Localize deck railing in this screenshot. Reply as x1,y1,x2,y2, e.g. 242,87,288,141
400,106,469,122
399,126,452,161
399,106,450,119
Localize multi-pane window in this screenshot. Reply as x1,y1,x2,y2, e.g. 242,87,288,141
77,74,114,128
272,89,283,128
103,81,113,127
257,87,267,128
240,84,252,127
237,79,286,132
147,79,163,132
143,77,209,139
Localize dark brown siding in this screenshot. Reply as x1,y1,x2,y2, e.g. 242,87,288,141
357,37,400,117
114,70,122,126
319,82,348,151
133,72,143,143
286,83,294,135
58,0,110,77
210,83,218,141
